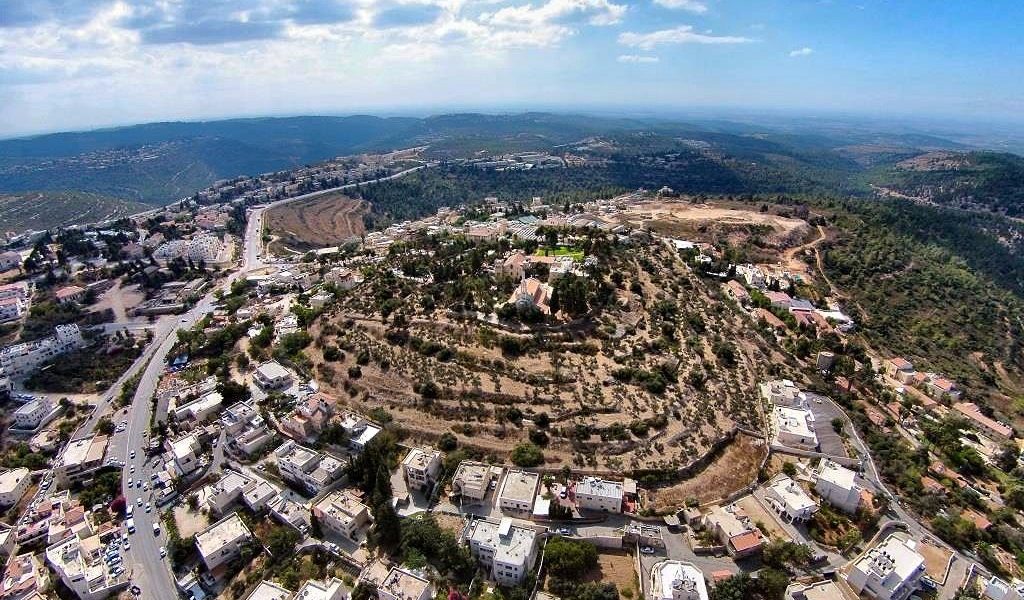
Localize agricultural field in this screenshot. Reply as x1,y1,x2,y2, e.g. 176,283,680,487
265,193,369,254
0,191,148,234
304,231,796,482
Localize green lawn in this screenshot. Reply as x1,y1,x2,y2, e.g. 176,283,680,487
535,247,585,261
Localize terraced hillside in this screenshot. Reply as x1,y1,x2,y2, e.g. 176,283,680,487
0,191,148,234
265,193,369,254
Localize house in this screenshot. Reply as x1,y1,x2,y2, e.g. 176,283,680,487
926,377,962,402
774,406,818,450
814,460,864,514
295,578,349,600
205,470,252,515
45,534,129,600
765,291,792,308
246,581,293,600
195,514,254,571
377,567,434,600
724,280,749,303
846,534,925,600
702,506,764,558
953,402,1013,441
273,441,345,496
885,358,916,384
0,553,47,600
465,518,540,586
575,477,624,513
498,470,540,515
53,434,108,487
0,468,31,508
171,434,201,476
254,361,292,390
401,447,442,492
649,560,708,600
11,397,56,431
280,394,336,442
54,286,86,306
452,462,502,502
312,491,372,540
764,475,818,523
762,379,806,408
172,391,223,423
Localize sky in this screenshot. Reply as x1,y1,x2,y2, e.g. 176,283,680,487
1,0,1023,138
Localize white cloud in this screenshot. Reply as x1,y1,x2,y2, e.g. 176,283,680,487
788,46,813,57
617,54,658,63
618,25,753,50
482,0,627,30
651,0,707,13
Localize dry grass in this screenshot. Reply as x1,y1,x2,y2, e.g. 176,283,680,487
580,551,638,594
734,495,791,542
266,193,368,253
650,434,767,509
917,540,953,582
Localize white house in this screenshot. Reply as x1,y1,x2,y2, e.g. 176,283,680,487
815,460,864,514
0,468,31,508
377,568,434,600
764,475,818,523
171,434,202,476
313,491,372,540
466,518,539,586
846,534,926,600
401,447,442,492
575,477,623,513
498,470,539,515
195,514,254,571
774,406,818,450
12,397,55,430
254,361,292,390
452,462,502,502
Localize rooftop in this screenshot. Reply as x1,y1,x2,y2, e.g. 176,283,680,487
817,460,857,491
575,477,624,500
0,468,29,494
651,560,708,600
499,470,540,505
380,568,431,600
468,518,538,565
256,360,291,381
402,447,441,471
195,514,252,559
246,581,293,600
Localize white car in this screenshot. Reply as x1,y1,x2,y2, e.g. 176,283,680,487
159,548,166,558
126,479,133,488
124,541,130,550
145,503,151,513
130,465,135,474
137,498,143,507
640,546,655,555
129,450,136,459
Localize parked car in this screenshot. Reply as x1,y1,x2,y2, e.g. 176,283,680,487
640,547,655,555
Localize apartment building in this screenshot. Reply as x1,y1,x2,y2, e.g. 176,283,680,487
0,468,31,508
0,297,25,323
703,506,765,558
846,534,926,600
172,391,223,423
0,554,47,600
401,447,442,492
45,534,129,600
254,360,292,390
11,397,55,430
273,441,345,496
196,514,254,571
312,491,372,540
221,401,259,434
575,477,624,513
452,462,502,501
774,406,818,450
0,324,84,380
815,460,864,514
53,434,108,487
498,470,539,515
171,434,202,476
465,518,539,586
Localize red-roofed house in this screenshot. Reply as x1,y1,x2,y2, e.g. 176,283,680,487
54,286,86,305
953,402,1013,441
724,280,749,303
765,291,792,308
885,357,916,383
928,377,963,402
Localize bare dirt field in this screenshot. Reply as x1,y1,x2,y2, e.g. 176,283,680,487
581,551,638,594
615,202,810,248
266,193,369,253
734,495,791,542
173,505,210,538
917,540,953,581
650,434,768,510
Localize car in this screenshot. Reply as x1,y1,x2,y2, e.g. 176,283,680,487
181,317,188,323
150,473,159,481
153,523,161,535
131,585,142,595
126,479,133,488
212,439,218,448
556,527,572,535
129,450,136,459
559,489,567,499
40,480,50,490
124,541,130,550
142,483,149,491
640,547,655,555
136,498,143,507
145,502,151,513
130,465,135,474
122,532,129,543
159,548,166,558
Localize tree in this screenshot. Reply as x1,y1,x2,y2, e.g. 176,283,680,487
761,541,813,571
831,417,845,435
96,417,115,436
437,432,458,451
781,462,797,477
510,442,544,467
266,525,299,557
545,537,598,578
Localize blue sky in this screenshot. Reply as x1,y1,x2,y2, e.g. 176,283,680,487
0,0,1022,137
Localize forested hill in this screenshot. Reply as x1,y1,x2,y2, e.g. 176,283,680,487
868,151,1024,216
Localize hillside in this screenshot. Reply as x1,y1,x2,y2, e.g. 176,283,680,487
0,191,148,234
869,151,1024,216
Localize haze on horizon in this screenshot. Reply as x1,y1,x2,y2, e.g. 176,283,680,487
1,0,1022,138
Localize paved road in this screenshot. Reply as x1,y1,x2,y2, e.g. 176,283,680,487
119,163,431,599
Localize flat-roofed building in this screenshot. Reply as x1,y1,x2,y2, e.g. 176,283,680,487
274,441,345,496
254,360,292,390
774,406,818,450
246,581,293,600
648,560,708,600
983,576,1024,600
45,534,129,600
377,567,434,600
195,513,253,571
452,462,502,501
313,491,371,540
12,398,55,430
0,468,30,508
575,477,624,513
401,447,442,492
815,460,864,514
764,475,818,523
171,434,201,476
173,391,223,423
466,518,539,586
221,401,259,434
295,578,349,600
0,553,47,600
205,470,252,515
498,470,539,515
846,534,925,600
786,580,854,600
54,434,108,487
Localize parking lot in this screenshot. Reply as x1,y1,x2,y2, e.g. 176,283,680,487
807,393,849,458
